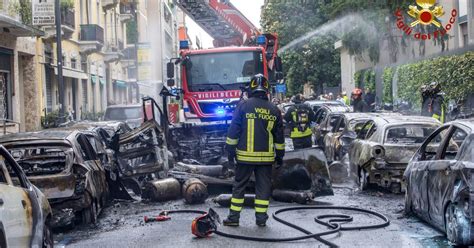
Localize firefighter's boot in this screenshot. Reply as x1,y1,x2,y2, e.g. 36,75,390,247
223,210,240,227
256,213,268,227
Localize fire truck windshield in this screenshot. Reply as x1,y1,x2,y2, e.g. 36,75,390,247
185,51,264,91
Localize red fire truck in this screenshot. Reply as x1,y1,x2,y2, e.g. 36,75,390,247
167,0,283,123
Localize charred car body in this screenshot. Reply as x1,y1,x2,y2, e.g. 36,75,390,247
0,145,53,247
0,130,109,228
404,119,474,246
313,104,352,147
349,116,440,193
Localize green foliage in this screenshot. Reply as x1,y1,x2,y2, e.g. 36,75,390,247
382,67,394,104
363,69,375,91
397,52,474,109
41,110,62,129
261,0,339,96
60,0,74,9
354,71,362,89
9,0,32,25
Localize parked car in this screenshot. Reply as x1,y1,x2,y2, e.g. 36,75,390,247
313,105,352,146
305,100,347,113
0,130,109,228
0,145,53,247
104,104,143,128
404,119,474,245
349,116,440,193
323,112,377,163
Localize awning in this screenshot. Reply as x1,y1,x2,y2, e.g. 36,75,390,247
91,75,98,84
54,67,88,79
114,80,128,88
99,77,105,85
0,15,44,37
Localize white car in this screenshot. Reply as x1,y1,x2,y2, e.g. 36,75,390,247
0,145,53,248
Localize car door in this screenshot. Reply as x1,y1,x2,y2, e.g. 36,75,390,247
426,126,468,227
324,115,343,161
0,153,32,247
406,126,451,221
349,120,374,178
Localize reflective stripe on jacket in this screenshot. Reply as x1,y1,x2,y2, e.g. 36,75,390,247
226,97,285,165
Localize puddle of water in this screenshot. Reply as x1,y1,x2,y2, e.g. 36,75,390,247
418,235,450,248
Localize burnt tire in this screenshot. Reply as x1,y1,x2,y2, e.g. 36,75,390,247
358,167,369,191
82,201,98,225
404,186,413,215
42,220,53,248
445,202,472,246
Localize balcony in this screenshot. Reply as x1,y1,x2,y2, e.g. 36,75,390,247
119,3,133,22
42,8,75,40
78,24,104,54
121,46,136,67
102,0,118,10
104,41,123,63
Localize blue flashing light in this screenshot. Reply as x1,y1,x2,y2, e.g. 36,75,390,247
215,109,226,116
180,40,189,49
257,35,266,45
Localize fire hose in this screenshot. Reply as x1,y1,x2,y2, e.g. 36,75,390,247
156,206,390,248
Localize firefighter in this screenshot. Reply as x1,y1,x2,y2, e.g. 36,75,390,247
224,74,285,227
284,94,315,149
420,84,431,117
429,82,445,122
351,88,370,112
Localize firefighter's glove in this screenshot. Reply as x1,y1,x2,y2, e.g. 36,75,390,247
227,148,237,168
274,157,283,170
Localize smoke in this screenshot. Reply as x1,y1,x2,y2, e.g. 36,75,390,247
278,13,378,53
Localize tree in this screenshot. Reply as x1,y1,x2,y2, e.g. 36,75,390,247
261,0,340,96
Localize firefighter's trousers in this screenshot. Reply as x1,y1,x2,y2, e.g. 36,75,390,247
229,163,272,220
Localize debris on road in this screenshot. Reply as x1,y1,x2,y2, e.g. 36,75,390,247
142,178,181,202
182,178,208,204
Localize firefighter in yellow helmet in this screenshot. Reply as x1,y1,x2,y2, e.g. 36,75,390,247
224,74,285,227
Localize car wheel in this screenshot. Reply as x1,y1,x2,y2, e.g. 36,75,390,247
42,220,53,248
404,184,413,215
82,200,98,224
445,202,472,246
358,167,369,191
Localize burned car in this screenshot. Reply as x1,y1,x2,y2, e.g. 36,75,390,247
349,116,440,193
0,145,53,247
323,112,376,163
313,104,352,146
0,130,109,227
404,119,474,246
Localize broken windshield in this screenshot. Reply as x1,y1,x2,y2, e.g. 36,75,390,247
185,51,264,91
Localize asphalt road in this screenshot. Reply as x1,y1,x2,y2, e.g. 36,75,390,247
54,184,450,248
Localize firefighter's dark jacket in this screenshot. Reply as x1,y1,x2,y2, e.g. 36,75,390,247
284,104,315,138
226,97,285,165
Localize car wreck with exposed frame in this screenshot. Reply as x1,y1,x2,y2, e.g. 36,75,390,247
0,130,110,228
404,119,474,246
349,115,440,193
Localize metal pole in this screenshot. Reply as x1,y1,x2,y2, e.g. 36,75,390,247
55,0,65,123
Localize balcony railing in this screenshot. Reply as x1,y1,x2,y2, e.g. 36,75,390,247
122,46,136,60
61,8,75,28
120,3,133,15
80,24,104,44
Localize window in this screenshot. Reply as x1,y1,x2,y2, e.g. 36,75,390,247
77,135,98,161
1,154,26,188
338,119,346,132
315,110,327,124
71,58,77,69
385,125,438,144
358,121,374,140
0,159,6,184
328,116,340,132
443,128,468,160
461,136,473,162
366,123,377,140
420,127,450,161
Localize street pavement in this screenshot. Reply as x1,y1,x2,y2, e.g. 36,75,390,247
54,185,449,248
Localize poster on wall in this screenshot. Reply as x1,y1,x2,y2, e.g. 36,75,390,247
32,0,55,26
